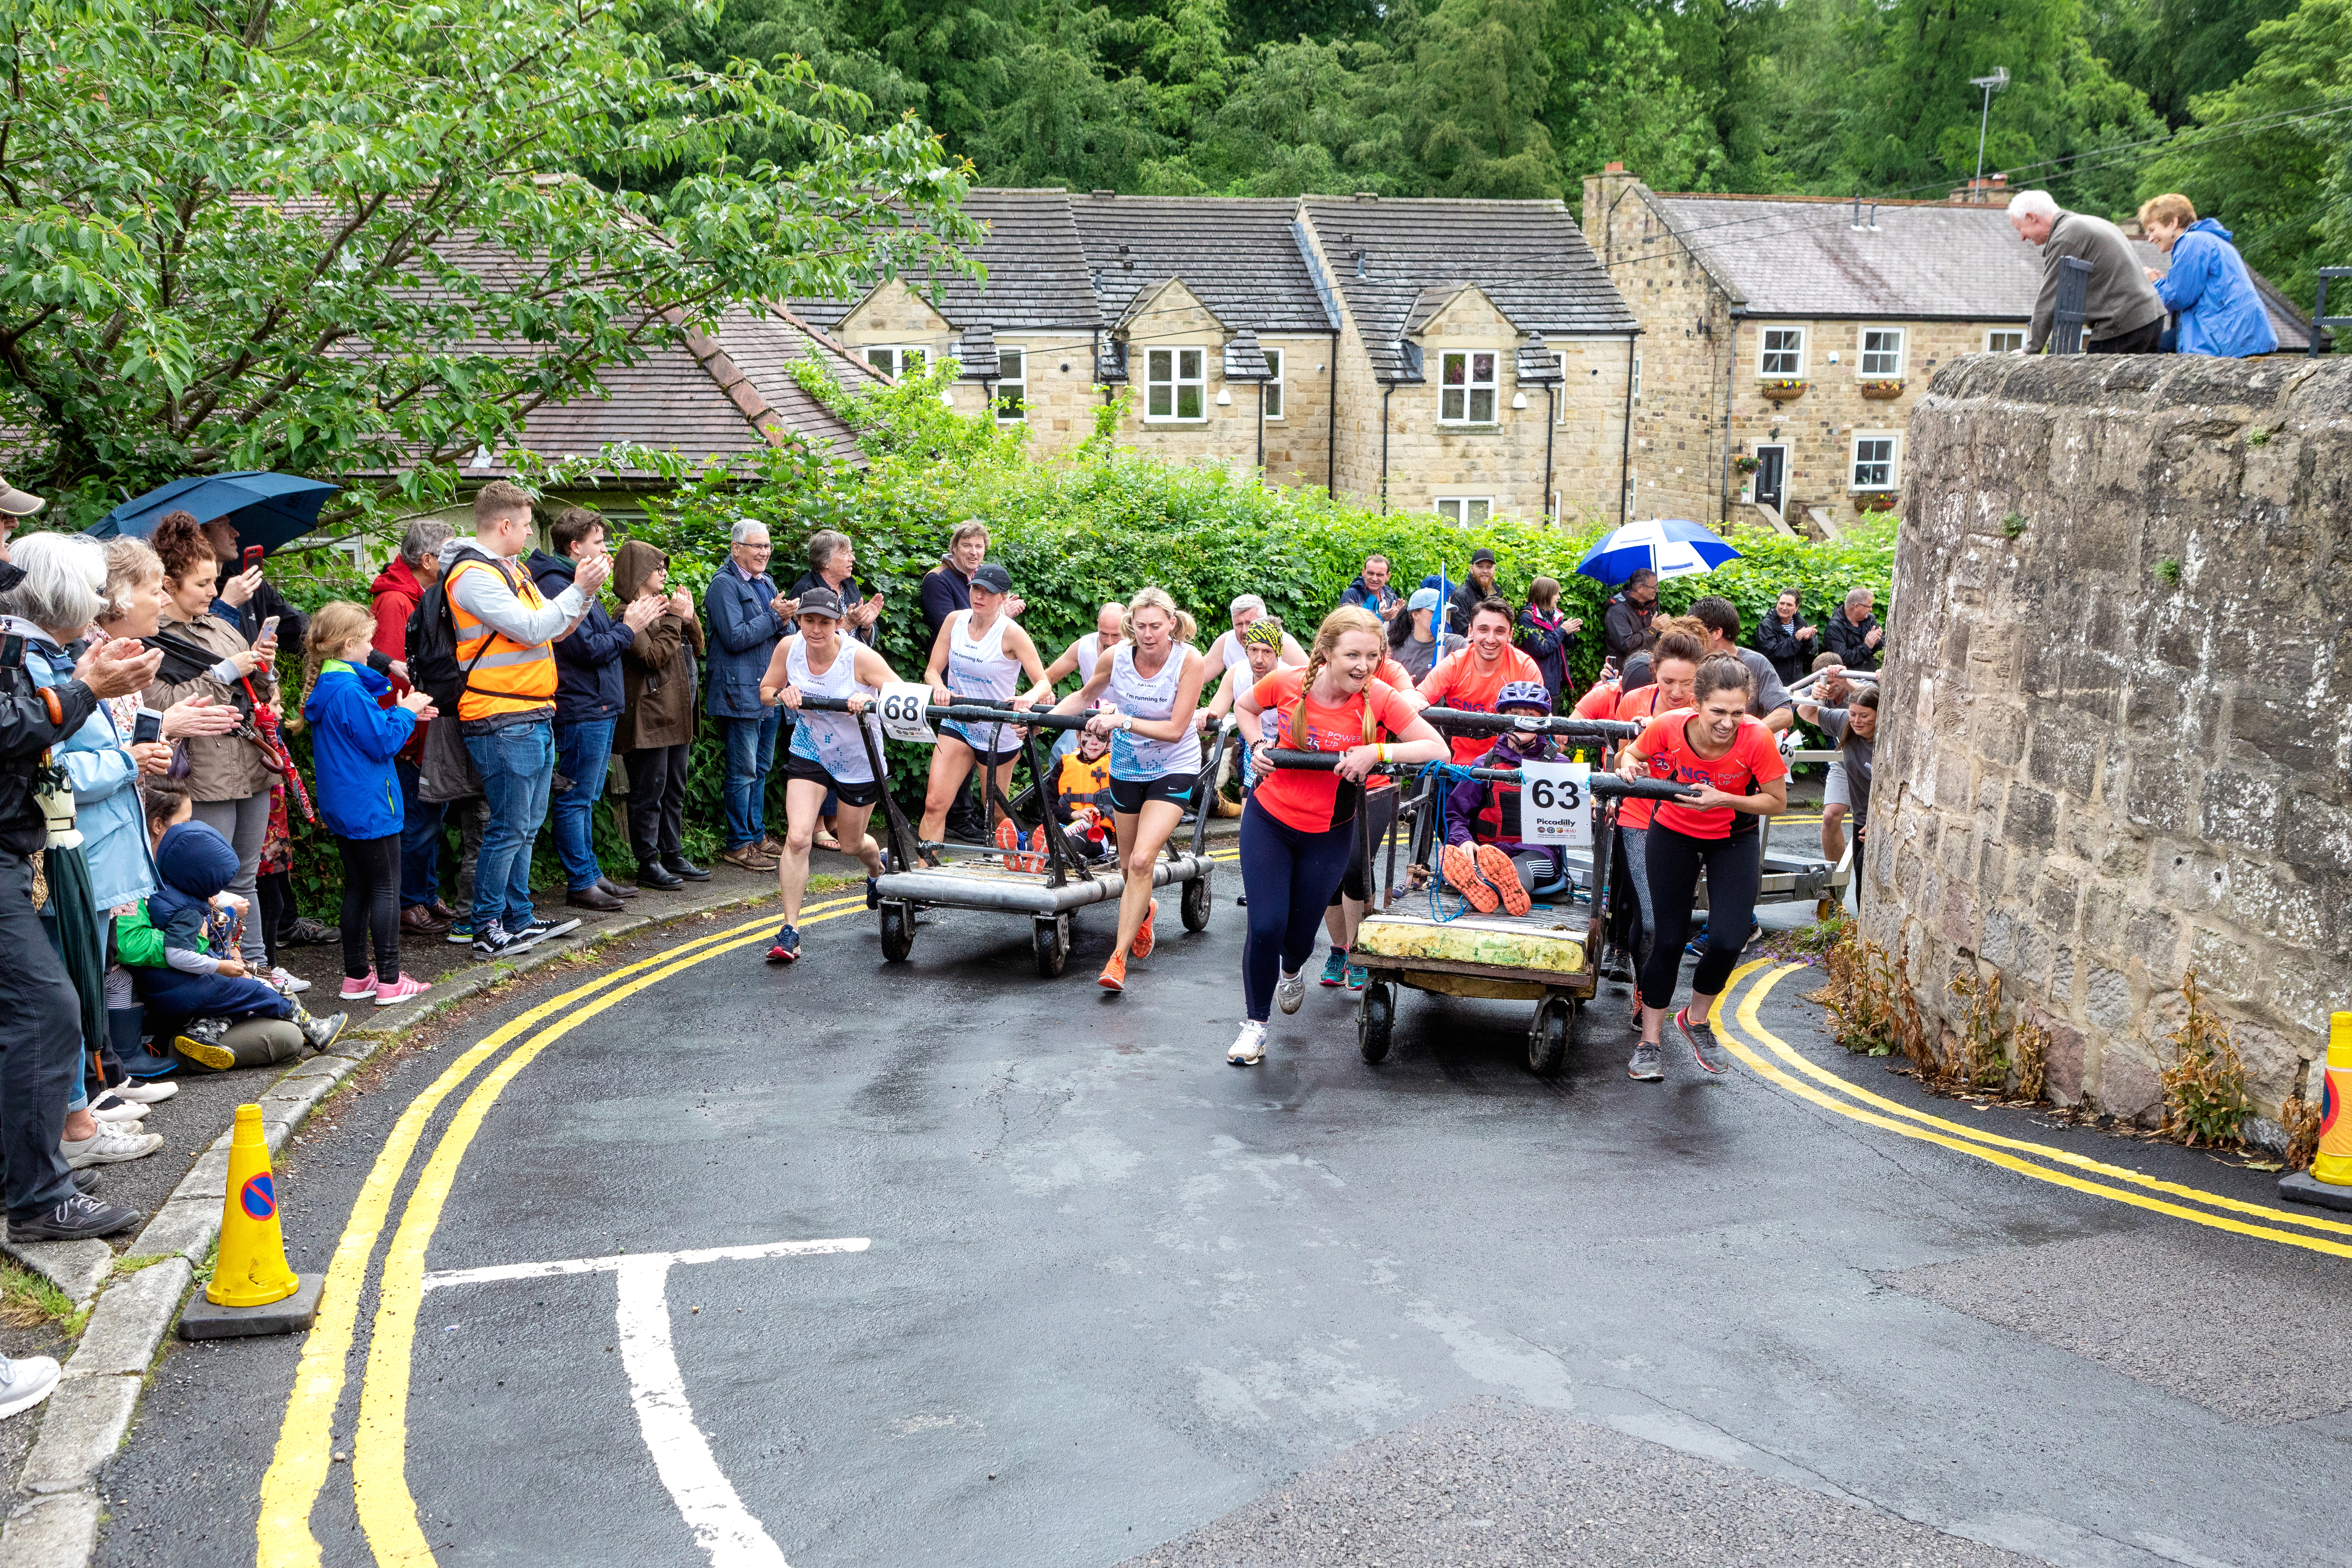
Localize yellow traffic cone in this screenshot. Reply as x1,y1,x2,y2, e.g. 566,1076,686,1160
209,1103,300,1308
2311,1014,2352,1187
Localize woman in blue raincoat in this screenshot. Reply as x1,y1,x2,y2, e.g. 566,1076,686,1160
2139,193,2279,358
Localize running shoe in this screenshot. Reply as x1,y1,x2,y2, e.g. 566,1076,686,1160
62,1120,162,1168
268,966,312,995
0,1355,61,1420
515,916,581,946
1678,1007,1727,1075
1686,923,1709,958
1275,968,1306,1015
373,974,433,1008
1627,1042,1664,1081
472,922,524,959
1319,948,1349,987
1228,1021,1267,1066
1600,949,1634,983
339,971,378,1003
1344,960,1368,992
1026,826,1049,874
1098,953,1127,993
88,1091,147,1124
1472,844,1532,917
766,925,800,965
1130,899,1157,960
1439,843,1499,913
9,1194,139,1243
445,918,477,946
995,816,1023,871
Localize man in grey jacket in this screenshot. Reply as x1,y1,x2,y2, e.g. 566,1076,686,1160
2011,190,2167,354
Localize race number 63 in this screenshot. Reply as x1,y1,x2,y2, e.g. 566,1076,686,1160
1519,761,1592,847
876,682,937,744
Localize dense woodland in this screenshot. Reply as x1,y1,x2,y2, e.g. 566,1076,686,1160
640,0,2352,304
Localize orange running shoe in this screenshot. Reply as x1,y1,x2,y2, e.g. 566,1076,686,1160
1474,844,1531,916
1026,825,1049,873
1439,843,1499,913
1098,952,1127,992
995,816,1022,870
1130,898,1158,958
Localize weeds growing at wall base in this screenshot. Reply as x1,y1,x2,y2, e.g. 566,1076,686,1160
2160,969,2254,1148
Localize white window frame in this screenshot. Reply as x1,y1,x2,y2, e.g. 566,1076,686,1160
1438,350,1499,424
1858,326,1906,378
1261,347,1285,420
864,345,928,379
1849,431,1900,491
1757,326,1806,378
994,347,1026,422
1434,496,1495,527
1144,346,1208,422
1985,328,2026,353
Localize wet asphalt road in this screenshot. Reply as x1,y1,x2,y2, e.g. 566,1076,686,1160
90,875,2352,1568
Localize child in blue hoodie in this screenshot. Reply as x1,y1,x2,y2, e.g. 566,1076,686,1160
300,603,437,1008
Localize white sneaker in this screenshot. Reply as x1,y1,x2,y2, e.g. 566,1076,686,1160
62,1121,163,1168
110,1078,178,1105
269,966,312,995
0,1355,60,1420
88,1091,147,1123
1275,969,1307,1015
1228,1021,1268,1066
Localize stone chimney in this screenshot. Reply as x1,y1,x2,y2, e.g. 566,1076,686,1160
1582,162,1641,252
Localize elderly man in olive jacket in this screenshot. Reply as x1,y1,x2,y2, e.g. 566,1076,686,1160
2011,190,2167,354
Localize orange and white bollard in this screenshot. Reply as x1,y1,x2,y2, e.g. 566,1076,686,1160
2279,1014,2352,1212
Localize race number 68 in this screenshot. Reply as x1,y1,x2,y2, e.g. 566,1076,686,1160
881,691,925,726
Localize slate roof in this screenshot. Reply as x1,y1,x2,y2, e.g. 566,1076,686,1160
1649,192,2318,349
1072,194,1335,335
1222,329,1271,381
788,188,1101,334
1298,197,1638,382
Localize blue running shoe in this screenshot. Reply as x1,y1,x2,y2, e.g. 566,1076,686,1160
1319,948,1350,987
1344,960,1368,991
766,925,800,965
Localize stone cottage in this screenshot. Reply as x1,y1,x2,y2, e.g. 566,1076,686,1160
1583,165,2320,538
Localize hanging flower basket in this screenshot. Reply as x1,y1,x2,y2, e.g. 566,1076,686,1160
1759,379,1807,402
1854,491,1898,513
1859,379,1906,400
1732,455,1760,475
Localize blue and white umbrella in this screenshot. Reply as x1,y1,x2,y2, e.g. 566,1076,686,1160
1574,518,1741,584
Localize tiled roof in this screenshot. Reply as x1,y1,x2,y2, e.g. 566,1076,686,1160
1072,194,1336,335
1299,196,1637,381
1222,329,1271,381
788,188,1101,333
1649,193,2318,348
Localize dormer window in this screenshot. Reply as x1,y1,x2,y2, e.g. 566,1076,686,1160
1439,351,1497,424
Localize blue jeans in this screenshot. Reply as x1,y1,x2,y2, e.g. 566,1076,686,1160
397,757,446,909
553,718,616,891
464,719,556,935
719,711,781,850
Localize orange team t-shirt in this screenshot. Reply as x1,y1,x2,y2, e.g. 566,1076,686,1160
1416,645,1544,762
1250,668,1423,833
1637,710,1789,840
1573,681,1621,721
1611,685,1678,829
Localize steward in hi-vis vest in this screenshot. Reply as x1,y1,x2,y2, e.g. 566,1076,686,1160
445,552,559,725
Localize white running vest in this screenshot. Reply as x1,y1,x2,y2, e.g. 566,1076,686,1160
1107,643,1202,780
785,637,884,783
944,610,1021,752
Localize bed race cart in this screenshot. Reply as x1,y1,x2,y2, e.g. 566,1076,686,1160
797,690,1226,978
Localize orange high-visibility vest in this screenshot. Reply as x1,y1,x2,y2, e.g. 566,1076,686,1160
445,556,557,723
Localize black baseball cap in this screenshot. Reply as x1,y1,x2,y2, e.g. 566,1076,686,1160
794,586,844,619
1470,547,1497,566
972,563,1014,595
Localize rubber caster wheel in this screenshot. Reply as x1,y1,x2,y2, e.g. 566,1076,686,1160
1527,994,1572,1076
879,901,915,963
1032,913,1070,978
1358,981,1394,1064
1181,872,1213,932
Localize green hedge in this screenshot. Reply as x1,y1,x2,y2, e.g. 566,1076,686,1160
257,361,1897,914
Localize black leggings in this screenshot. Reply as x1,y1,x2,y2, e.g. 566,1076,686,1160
1329,784,1397,908
1637,824,1761,1011
258,871,291,968
627,744,691,861
337,833,402,981
1239,798,1356,1022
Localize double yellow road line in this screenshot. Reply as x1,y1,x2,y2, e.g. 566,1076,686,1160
1712,961,2352,1259
255,893,868,1568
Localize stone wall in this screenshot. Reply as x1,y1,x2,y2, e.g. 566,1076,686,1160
1863,353,2352,1142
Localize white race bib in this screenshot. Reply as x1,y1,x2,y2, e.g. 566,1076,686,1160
875,682,937,744
1518,761,1592,847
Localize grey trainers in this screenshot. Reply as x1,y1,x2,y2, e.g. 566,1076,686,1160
1677,1008,1727,1075
1627,1043,1664,1081
1275,969,1308,1015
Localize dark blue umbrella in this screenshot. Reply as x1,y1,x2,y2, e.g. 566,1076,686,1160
87,471,341,553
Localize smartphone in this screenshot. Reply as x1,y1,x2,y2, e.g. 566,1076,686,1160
258,616,280,648
132,708,163,746
0,634,21,669
242,545,265,575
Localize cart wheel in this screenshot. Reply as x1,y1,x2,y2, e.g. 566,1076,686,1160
1181,871,1213,932
1032,913,1070,978
878,901,916,963
1527,995,1571,1076
1358,981,1394,1064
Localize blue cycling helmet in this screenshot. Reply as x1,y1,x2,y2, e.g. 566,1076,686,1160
1497,680,1550,714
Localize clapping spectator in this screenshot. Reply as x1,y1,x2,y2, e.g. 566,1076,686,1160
1753,588,1815,686
532,508,654,914
704,520,788,872
1824,588,1883,672
617,542,708,891
1514,576,1581,709
791,531,883,646
1339,554,1402,619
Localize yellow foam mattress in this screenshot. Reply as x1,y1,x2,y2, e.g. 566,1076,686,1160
1352,912,1586,976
